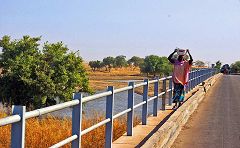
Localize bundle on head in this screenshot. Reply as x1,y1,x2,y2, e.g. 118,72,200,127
177,49,186,56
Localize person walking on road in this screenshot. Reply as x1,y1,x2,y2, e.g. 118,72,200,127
168,48,193,109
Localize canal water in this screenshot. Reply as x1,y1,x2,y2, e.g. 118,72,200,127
0,88,169,120
50,91,166,119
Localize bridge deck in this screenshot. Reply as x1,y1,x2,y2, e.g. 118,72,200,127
112,86,200,147
172,75,240,148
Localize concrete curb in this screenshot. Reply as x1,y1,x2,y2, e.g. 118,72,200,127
141,74,222,148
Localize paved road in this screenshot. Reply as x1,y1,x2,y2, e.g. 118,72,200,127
172,75,240,148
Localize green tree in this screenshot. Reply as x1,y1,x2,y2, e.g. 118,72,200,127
157,57,172,76
215,60,222,69
89,60,102,71
0,35,90,109
141,55,172,77
103,56,115,72
115,55,127,68
128,56,144,68
89,61,95,71
231,61,240,73
140,55,160,76
0,36,40,107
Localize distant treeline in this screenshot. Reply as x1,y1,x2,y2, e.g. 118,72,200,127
89,55,172,76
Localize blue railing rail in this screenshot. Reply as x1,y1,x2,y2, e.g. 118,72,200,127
0,68,217,148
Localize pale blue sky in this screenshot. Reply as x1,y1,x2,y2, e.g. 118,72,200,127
1,0,240,64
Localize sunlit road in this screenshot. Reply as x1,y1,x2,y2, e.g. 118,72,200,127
172,75,240,148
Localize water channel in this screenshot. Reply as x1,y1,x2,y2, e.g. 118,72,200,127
50,91,166,120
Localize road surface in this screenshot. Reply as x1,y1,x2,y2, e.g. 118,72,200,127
172,75,240,148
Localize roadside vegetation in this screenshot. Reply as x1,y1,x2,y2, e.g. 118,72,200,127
0,109,140,148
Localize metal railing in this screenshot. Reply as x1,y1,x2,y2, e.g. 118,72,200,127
0,68,217,148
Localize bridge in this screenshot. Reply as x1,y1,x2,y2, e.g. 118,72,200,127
1,69,239,148
172,75,240,148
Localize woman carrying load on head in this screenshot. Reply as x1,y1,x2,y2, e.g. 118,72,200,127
168,48,193,109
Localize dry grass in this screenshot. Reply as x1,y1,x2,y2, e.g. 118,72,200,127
87,66,146,91
0,111,139,148
85,65,167,96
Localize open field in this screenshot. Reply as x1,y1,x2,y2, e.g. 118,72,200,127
85,65,166,96
88,67,145,91
0,110,140,148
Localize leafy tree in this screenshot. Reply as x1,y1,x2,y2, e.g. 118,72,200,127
89,60,102,71
140,55,160,76
194,60,205,67
157,57,172,76
128,56,144,68
0,35,90,109
96,60,103,69
231,61,240,73
103,56,115,72
141,55,172,77
89,61,95,71
215,60,222,69
115,55,127,68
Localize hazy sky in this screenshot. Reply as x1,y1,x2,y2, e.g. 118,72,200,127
1,0,240,64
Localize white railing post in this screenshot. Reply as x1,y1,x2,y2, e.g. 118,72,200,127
162,79,167,111
153,77,159,116
168,77,173,106
105,86,114,148
11,105,26,148
127,82,134,136
142,79,149,125
72,93,82,148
